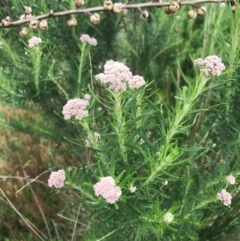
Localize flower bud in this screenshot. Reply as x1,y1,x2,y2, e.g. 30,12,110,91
67,17,77,27
39,19,48,30
24,6,32,15
90,13,100,24
141,10,149,19
187,9,197,19
103,0,113,10
19,27,28,36
121,9,128,17
29,20,39,29
113,3,123,13
75,0,84,7
169,1,180,13
197,6,207,15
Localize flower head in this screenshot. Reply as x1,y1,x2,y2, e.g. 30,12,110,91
128,75,145,89
62,98,89,120
217,189,232,206
83,94,91,101
89,38,97,46
28,36,42,48
80,34,90,43
163,212,174,224
48,169,66,188
93,176,122,204
129,186,137,193
95,60,145,92
80,34,97,46
193,55,225,76
226,175,235,185
95,60,132,92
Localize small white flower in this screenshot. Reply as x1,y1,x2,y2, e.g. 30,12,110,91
129,186,137,193
226,175,235,185
139,138,145,145
163,212,174,224
162,180,168,186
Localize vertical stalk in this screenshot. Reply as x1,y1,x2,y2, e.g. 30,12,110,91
145,75,209,184
112,92,127,163
33,47,42,95
77,43,87,96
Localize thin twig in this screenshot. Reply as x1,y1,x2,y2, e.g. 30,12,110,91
0,0,226,28
17,152,52,240
57,213,90,228
0,188,46,241
0,175,49,187
71,204,81,241
16,169,50,193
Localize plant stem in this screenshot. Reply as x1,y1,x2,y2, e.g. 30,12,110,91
113,92,128,163
77,43,86,96
145,76,209,184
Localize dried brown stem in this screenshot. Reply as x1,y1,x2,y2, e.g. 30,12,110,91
0,0,225,28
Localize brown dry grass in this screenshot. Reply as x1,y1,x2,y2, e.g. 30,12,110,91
0,104,78,240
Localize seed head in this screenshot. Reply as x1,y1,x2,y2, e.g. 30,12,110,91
75,0,84,7
19,27,28,36
141,10,149,19
197,6,207,16
67,17,77,27
29,20,39,29
169,1,180,13
165,6,174,15
187,9,197,19
39,19,48,30
90,13,100,24
24,6,32,15
113,3,123,13
103,0,113,10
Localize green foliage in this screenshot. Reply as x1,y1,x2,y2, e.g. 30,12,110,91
1,0,240,241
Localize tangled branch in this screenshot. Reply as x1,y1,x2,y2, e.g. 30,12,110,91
0,0,227,29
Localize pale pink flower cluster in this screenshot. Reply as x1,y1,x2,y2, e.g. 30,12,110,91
226,175,235,185
48,169,66,188
217,189,232,206
28,36,42,48
129,186,137,193
93,176,122,204
80,34,97,46
193,55,225,76
62,98,89,120
128,75,146,89
95,60,145,92
94,132,100,142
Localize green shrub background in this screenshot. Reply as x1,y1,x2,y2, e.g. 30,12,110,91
1,0,240,240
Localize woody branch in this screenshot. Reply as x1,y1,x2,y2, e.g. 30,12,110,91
0,0,227,28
